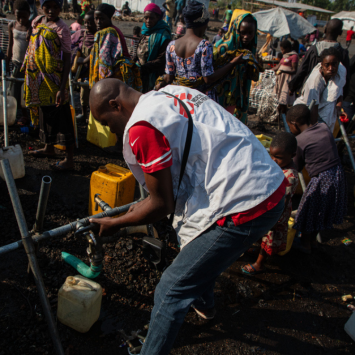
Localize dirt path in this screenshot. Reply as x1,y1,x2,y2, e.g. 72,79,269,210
0,16,355,355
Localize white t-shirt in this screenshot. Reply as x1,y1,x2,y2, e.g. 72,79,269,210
294,63,346,132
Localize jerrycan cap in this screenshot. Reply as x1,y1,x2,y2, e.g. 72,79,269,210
65,276,97,291
98,166,108,173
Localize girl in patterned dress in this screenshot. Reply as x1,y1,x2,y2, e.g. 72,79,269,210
242,132,299,275
286,104,347,254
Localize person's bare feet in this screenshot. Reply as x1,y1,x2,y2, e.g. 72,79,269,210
28,147,56,158
241,263,265,275
192,306,216,320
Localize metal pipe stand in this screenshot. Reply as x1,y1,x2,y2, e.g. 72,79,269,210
1,159,64,355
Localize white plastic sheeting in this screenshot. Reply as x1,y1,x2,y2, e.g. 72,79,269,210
331,11,355,30
106,0,151,13
106,0,209,14
154,0,210,10
253,0,333,14
253,7,317,39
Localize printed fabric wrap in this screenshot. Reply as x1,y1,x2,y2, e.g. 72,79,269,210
156,49,262,106
89,27,142,91
214,13,262,124
21,23,69,126
80,0,91,17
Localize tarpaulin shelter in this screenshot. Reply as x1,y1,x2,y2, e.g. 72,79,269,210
331,11,355,30
251,0,333,15
253,7,317,39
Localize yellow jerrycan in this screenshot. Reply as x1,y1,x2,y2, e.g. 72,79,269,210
89,164,136,215
87,112,117,148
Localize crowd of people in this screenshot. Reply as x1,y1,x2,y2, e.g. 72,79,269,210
2,0,352,353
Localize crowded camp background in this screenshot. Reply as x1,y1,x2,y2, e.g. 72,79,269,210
0,0,355,354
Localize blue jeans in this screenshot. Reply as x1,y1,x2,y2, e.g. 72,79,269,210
140,197,285,355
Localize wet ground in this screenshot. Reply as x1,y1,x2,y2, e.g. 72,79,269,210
1,13,355,355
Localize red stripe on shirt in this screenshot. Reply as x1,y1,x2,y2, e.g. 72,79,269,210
129,121,173,174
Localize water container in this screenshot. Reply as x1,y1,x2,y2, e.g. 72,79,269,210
345,312,355,341
278,217,297,256
57,275,102,333
89,163,135,215
0,144,25,180
87,111,117,148
255,134,273,149
0,95,17,126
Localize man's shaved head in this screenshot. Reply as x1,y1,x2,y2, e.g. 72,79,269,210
90,79,122,118
325,19,343,39
89,79,142,136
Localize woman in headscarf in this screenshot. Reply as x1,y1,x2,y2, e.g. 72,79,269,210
155,0,245,101
88,3,141,90
22,0,75,171
133,3,171,93
85,3,141,149
214,12,261,124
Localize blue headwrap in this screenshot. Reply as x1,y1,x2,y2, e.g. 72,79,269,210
183,0,209,29
40,0,63,9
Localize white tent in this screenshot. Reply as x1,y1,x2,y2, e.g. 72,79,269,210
253,7,317,39
331,11,355,30
106,0,150,14
106,0,210,14
252,0,333,14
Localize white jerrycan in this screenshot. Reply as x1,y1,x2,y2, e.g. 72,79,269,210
57,275,103,333
0,94,17,126
0,144,25,180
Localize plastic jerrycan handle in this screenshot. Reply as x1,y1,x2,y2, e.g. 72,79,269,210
66,276,96,291
108,172,122,178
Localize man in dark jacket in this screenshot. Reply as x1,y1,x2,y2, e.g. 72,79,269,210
289,19,350,95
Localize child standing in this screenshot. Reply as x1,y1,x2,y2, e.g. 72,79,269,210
273,40,298,113
212,28,224,45
6,0,31,125
22,0,75,171
70,14,83,32
242,132,299,274
287,104,347,253
71,10,96,121
175,14,185,38
131,25,141,59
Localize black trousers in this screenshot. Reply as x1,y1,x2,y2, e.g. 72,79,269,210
39,103,75,146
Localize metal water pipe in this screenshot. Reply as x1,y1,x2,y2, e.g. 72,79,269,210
0,201,138,256
2,60,8,147
33,176,52,233
0,159,64,355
